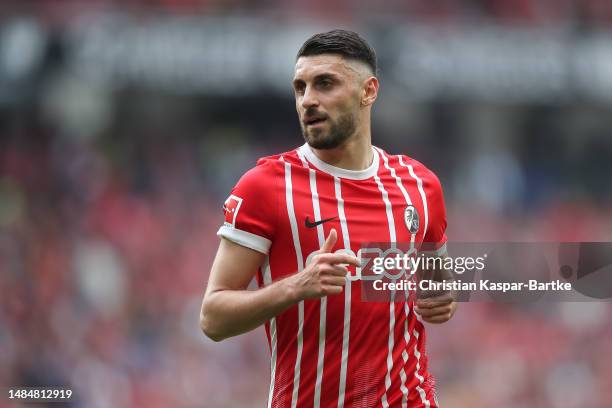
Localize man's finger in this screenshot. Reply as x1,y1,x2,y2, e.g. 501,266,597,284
416,293,454,308
320,264,349,277
321,276,347,287
421,314,452,324
322,285,344,296
317,252,360,267
320,228,337,253
416,299,453,309
415,304,453,317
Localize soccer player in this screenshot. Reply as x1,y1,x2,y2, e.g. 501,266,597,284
201,29,456,407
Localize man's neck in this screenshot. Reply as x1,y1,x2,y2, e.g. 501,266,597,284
310,134,373,171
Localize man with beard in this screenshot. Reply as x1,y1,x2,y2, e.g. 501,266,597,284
201,30,455,407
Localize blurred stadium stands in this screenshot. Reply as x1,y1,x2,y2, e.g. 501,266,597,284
1,1,612,407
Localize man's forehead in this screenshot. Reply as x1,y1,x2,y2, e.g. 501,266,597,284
294,54,361,79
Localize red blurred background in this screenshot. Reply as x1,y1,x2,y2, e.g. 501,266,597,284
1,1,612,407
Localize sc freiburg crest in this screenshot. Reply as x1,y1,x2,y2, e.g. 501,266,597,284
404,205,420,234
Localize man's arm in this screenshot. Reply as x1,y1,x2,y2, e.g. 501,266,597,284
200,229,359,341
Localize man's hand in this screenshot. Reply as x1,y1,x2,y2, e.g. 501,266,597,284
415,293,457,324
201,228,359,341
288,228,360,300
413,250,458,324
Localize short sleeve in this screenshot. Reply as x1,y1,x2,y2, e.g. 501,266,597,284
217,162,278,254
422,170,448,256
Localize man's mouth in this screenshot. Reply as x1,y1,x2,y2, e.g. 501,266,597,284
304,117,327,126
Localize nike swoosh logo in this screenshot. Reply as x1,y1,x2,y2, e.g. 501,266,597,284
305,216,337,228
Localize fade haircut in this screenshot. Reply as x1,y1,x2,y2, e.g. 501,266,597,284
296,29,377,76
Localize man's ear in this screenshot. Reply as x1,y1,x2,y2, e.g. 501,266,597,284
361,76,379,107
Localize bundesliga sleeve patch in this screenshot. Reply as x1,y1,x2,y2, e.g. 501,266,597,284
223,195,243,228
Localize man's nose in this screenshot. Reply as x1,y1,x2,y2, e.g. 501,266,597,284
301,87,319,110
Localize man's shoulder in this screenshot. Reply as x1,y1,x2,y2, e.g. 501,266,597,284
240,148,301,183
401,155,440,184
255,147,304,167
378,147,441,185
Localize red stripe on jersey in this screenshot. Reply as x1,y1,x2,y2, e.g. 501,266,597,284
289,160,324,408
315,173,345,408
400,154,448,250
377,150,422,407
268,155,303,408
337,173,389,408
377,152,408,406
271,305,299,407
383,152,438,407
387,153,428,246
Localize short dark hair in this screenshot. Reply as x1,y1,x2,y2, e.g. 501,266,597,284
296,29,377,75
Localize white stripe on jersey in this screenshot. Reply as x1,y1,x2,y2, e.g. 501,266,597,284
399,156,429,240
373,153,399,408
412,329,431,407
398,155,436,407
297,149,309,168
377,148,417,408
376,148,416,248
381,300,396,408
284,161,305,408
296,148,327,408
398,157,429,323
335,176,352,408
263,258,278,408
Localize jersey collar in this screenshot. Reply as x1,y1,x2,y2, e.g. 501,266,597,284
299,143,380,180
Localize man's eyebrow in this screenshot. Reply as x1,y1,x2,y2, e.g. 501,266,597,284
292,72,339,86
312,73,340,83
314,73,338,80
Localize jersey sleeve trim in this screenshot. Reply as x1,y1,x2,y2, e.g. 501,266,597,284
217,225,272,254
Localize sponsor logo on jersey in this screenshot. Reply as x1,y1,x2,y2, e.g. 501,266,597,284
305,216,337,228
223,195,243,227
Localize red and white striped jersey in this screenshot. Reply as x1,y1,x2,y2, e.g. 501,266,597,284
218,143,447,408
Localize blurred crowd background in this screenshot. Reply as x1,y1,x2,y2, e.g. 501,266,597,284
1,1,612,407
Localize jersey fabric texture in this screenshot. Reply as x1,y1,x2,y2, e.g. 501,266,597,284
217,143,448,408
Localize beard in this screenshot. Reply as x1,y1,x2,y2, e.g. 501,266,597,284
300,110,356,150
